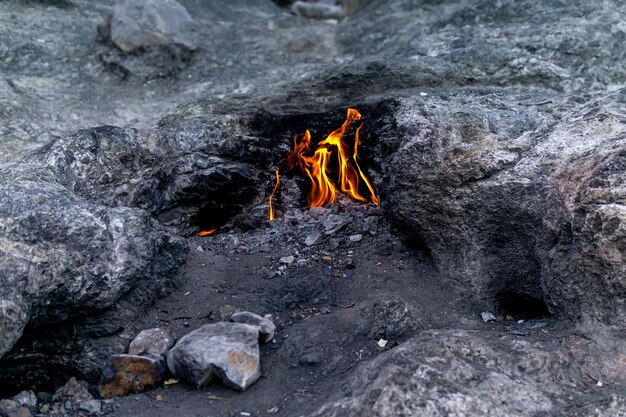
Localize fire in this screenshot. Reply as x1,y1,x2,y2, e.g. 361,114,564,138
269,108,378,219
197,228,217,237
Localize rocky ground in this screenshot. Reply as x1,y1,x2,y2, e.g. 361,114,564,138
1,0,626,416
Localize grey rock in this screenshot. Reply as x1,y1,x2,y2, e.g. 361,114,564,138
481,312,497,323
79,400,102,415
128,327,176,357
366,299,419,340
167,322,261,391
10,391,36,408
305,231,322,247
279,255,295,265
111,0,199,52
291,1,344,20
230,311,276,344
385,91,626,329
323,214,352,236
53,377,93,404
328,238,343,250
349,234,363,242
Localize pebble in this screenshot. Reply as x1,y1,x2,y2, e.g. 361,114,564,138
480,312,497,322
128,327,176,357
349,234,363,242
279,255,295,264
328,238,342,250
305,231,322,246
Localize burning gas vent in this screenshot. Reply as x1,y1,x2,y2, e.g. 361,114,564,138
269,108,379,220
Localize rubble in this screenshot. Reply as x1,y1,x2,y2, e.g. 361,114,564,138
128,328,176,357
230,312,277,344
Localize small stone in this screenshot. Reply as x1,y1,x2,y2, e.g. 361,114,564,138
323,214,351,235
10,391,37,408
128,327,176,357
98,354,167,398
328,238,342,250
167,322,261,391
53,377,93,403
229,311,276,344
196,245,204,252
291,1,344,19
308,207,330,218
377,339,388,348
349,234,363,242
279,256,295,264
0,399,18,409
480,312,497,322
79,399,102,415
305,232,322,247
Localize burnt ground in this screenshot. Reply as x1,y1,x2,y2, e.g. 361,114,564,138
106,200,554,417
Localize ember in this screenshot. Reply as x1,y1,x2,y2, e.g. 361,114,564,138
197,228,217,237
269,108,379,219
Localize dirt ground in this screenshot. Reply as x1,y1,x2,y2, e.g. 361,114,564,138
106,201,545,417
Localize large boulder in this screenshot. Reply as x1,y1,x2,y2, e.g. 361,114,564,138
307,329,626,417
382,89,626,329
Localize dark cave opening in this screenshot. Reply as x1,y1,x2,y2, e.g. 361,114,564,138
495,290,551,320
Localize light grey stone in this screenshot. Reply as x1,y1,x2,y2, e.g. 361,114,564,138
167,322,262,391
128,327,176,357
10,391,37,408
111,0,199,52
230,311,276,344
291,1,344,20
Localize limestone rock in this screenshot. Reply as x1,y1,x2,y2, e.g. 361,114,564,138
229,311,276,344
98,354,167,398
128,328,176,357
167,322,261,391
111,0,199,52
9,391,36,408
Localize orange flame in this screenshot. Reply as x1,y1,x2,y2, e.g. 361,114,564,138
268,108,378,219
197,228,217,237
268,169,281,221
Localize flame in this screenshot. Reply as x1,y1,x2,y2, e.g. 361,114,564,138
268,169,281,221
197,228,217,237
268,108,378,219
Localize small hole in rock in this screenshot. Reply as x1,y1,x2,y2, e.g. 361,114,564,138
496,290,551,320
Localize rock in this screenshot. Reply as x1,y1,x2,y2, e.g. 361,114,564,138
110,0,199,53
366,299,419,340
0,399,18,409
384,91,626,329
167,322,261,391
3,407,31,417
323,214,352,236
279,256,295,265
35,392,52,403
291,1,344,20
328,238,343,250
53,377,93,403
98,354,167,398
78,399,102,415
10,391,36,408
481,312,497,323
305,232,322,247
229,312,276,344
349,234,363,242
128,328,176,357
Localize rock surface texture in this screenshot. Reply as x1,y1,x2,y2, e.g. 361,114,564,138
0,0,625,415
